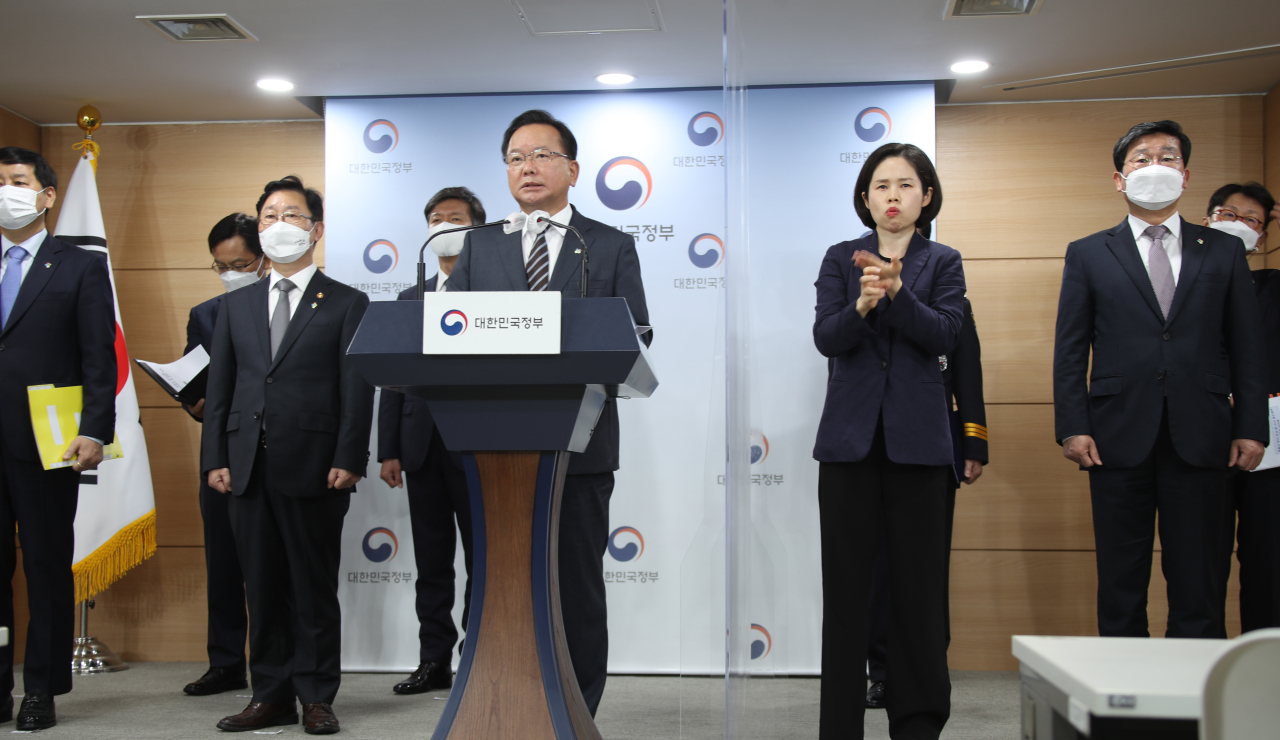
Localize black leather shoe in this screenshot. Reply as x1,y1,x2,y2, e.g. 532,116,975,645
0,693,12,723
216,702,298,732
303,702,340,735
184,665,249,696
16,691,55,731
392,662,452,694
866,681,887,709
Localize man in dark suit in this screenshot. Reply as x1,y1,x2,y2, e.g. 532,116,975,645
1200,183,1280,633
447,109,651,716
1053,121,1267,639
377,187,485,695
180,213,269,696
203,176,373,735
0,147,116,730
866,295,987,709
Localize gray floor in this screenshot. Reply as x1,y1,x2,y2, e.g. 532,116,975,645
9,664,1020,738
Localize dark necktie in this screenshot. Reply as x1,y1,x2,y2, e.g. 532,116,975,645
1144,225,1175,320
526,231,550,291
270,278,295,360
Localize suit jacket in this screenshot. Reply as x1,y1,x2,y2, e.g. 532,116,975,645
812,232,966,466
377,277,461,473
1053,218,1266,469
0,234,116,462
183,293,223,423
446,206,652,475
201,269,374,496
1251,269,1280,396
946,297,988,466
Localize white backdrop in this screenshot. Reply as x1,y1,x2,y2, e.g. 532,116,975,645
323,84,935,675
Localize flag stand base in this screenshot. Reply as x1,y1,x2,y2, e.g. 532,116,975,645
71,600,128,674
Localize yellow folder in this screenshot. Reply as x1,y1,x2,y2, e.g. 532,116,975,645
27,385,124,471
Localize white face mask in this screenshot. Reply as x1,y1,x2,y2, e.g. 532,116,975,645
0,185,47,231
1120,165,1185,211
1210,219,1260,252
219,260,266,293
428,222,470,257
259,221,314,264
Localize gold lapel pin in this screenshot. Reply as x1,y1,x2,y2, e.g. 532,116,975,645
317,292,324,298
311,302,318,309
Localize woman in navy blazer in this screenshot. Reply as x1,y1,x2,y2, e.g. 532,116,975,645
812,143,964,740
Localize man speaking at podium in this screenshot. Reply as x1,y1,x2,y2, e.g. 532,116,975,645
447,109,651,716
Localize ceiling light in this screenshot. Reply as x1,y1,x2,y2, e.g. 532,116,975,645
950,60,990,74
256,78,295,92
596,73,636,85
138,14,256,41
945,0,1042,17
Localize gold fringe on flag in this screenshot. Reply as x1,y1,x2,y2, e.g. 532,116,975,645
71,140,100,174
71,509,156,603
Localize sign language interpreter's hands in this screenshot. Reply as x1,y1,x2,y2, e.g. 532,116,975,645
854,250,904,298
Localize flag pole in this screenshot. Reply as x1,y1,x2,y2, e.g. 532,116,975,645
66,104,128,675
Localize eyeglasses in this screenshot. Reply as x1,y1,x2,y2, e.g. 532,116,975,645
259,211,315,227
1212,207,1264,230
504,148,570,169
1126,153,1183,169
211,255,262,274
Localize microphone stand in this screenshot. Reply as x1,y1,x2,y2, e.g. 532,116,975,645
537,217,589,298
416,220,509,300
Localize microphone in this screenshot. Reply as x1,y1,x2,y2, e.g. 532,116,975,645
536,217,589,298
416,220,509,300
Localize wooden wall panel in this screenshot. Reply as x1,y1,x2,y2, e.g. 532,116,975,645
116,269,224,408
1267,82,1280,269
0,107,40,152
938,96,1265,260
952,404,1093,551
143,407,205,548
962,259,1061,405
40,122,325,269
948,550,1241,671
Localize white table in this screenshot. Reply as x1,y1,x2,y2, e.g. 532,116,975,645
1013,635,1225,739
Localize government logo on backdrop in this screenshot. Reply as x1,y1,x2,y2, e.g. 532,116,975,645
750,624,773,659
687,112,724,147
687,233,725,269
596,156,652,211
608,526,645,562
750,432,770,464
363,239,399,273
363,119,400,153
362,527,399,562
854,107,892,143
440,310,468,335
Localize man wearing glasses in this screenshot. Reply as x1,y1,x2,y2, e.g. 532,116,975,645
1202,183,1280,634
447,109,651,716
180,213,269,699
1054,121,1267,639
203,176,374,734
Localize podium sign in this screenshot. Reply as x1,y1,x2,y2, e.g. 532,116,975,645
422,292,561,355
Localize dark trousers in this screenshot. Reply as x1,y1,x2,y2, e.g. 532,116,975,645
559,471,613,717
1215,468,1280,634
868,488,956,684
406,430,473,665
199,478,248,670
0,454,78,697
1088,407,1226,638
229,449,350,706
818,431,951,740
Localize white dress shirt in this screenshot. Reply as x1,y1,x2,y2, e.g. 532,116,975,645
520,204,575,278
268,262,318,324
0,228,47,286
435,272,449,292
1128,213,1182,287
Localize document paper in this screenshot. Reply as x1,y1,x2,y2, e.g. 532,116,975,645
27,385,124,470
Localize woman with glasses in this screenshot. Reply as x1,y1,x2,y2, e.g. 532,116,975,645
180,212,266,699
812,142,963,740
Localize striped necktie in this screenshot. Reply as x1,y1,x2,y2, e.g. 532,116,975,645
526,231,550,291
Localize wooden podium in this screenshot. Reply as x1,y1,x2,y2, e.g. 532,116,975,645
348,297,657,740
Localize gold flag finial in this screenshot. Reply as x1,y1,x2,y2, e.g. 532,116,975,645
73,105,102,173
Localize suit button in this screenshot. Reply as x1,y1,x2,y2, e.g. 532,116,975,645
1163,332,1171,340
0,344,5,351
253,412,260,419
879,361,887,370
266,377,273,384
1157,371,1165,380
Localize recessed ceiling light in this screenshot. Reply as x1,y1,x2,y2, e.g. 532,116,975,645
596,73,636,85
950,60,990,74
256,78,295,92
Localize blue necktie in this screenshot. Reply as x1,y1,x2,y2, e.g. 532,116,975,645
0,246,29,329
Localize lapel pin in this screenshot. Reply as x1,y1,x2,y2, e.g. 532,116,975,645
575,249,582,254
311,302,318,309
1197,239,1203,244
44,262,51,268
317,292,324,298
